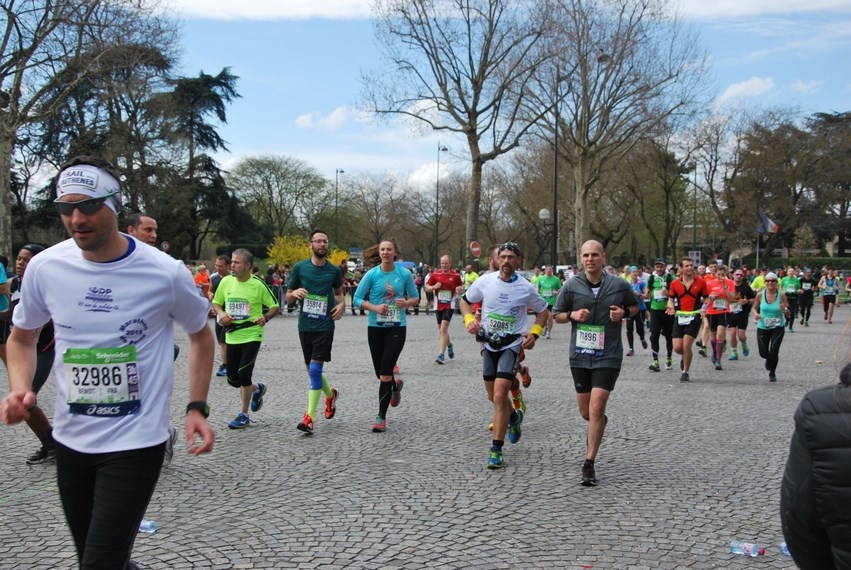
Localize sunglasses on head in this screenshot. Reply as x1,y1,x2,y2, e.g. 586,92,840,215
54,196,110,216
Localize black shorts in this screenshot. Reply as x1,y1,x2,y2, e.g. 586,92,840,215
435,308,454,324
672,313,701,339
0,320,11,344
707,313,728,331
299,330,334,365
727,310,750,330
214,320,226,344
481,345,520,381
570,367,620,393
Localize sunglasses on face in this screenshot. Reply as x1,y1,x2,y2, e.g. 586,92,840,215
54,196,109,216
765,279,778,283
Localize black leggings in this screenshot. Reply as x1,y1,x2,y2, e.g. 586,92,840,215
799,299,812,323
649,310,673,357
786,296,799,327
56,441,164,569
625,316,645,348
757,327,785,374
367,326,407,377
226,341,262,388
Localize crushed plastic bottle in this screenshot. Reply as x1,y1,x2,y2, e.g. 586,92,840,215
780,541,791,556
138,519,158,534
730,541,764,556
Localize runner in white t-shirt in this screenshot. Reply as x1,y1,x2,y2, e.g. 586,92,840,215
0,156,215,569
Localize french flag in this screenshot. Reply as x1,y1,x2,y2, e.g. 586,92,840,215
758,212,779,234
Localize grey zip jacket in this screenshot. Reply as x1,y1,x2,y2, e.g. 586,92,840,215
552,271,637,369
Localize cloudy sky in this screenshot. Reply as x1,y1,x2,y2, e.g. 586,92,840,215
165,0,851,186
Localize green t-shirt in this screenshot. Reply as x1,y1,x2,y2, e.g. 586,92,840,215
647,273,672,311
780,276,801,297
287,258,343,332
212,274,280,344
537,275,562,305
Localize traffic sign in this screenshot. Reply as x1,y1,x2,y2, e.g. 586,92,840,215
470,241,481,257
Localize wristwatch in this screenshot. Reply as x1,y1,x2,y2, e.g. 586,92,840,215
186,401,210,419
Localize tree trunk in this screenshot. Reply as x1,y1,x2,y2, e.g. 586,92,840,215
0,126,15,257
464,151,485,267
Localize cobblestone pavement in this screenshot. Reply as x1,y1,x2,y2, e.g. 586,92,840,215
1,306,847,569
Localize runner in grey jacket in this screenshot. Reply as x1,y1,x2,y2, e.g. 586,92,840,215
552,240,637,486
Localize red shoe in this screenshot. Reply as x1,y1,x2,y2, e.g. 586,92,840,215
297,412,314,434
324,388,338,419
390,379,403,407
519,365,531,388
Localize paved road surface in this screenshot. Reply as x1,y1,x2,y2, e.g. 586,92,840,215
1,308,847,569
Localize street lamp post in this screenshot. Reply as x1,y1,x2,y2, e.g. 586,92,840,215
551,78,562,268
334,168,344,247
539,208,552,267
435,143,447,265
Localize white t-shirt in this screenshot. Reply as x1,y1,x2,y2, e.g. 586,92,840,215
13,236,210,453
464,271,548,351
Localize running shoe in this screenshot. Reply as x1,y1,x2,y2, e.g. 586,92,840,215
641,338,648,350
26,441,56,465
447,343,455,359
728,353,738,361
390,379,403,408
800,318,804,325
508,409,524,444
665,358,673,370
393,363,400,375
649,360,660,372
626,348,634,356
769,373,777,383
696,340,703,348
324,388,339,419
581,461,597,486
162,426,178,467
250,383,267,412
715,361,723,371
297,412,314,434
228,412,250,429
519,365,532,388
216,364,227,377
487,448,504,469
372,416,386,432
698,347,707,357
789,327,795,333
742,342,750,357
511,390,526,413
435,354,445,364
679,372,690,383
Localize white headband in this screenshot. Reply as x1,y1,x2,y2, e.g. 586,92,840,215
56,164,122,213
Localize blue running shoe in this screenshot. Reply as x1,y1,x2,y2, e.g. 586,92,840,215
250,383,266,412
228,412,250,429
447,343,455,359
508,409,524,444
487,448,504,469
728,353,738,361
435,354,445,364
215,364,227,377
742,342,750,357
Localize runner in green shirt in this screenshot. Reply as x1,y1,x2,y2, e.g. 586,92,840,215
537,265,562,339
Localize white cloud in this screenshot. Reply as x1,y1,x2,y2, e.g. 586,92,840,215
793,80,823,94
677,0,851,20
717,77,775,103
164,0,370,21
295,107,350,130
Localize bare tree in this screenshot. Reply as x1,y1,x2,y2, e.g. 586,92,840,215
547,0,710,260
364,0,554,263
0,0,174,253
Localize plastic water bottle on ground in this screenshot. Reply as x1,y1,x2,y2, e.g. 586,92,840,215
138,519,158,533
730,541,764,556
780,541,791,556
